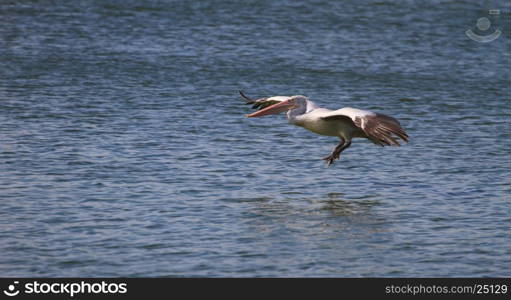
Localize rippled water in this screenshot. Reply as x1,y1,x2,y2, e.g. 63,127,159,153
1,0,510,277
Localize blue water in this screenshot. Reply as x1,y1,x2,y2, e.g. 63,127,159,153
1,0,510,277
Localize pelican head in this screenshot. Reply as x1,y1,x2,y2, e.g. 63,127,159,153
246,95,309,118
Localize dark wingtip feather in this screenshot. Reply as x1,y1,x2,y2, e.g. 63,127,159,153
239,90,255,104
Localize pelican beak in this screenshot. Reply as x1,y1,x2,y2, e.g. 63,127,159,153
246,100,294,117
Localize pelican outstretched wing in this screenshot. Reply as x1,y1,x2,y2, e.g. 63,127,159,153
239,91,289,111
321,107,409,146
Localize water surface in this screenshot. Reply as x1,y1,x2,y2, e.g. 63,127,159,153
1,0,510,277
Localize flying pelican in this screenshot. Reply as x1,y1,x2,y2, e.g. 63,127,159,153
240,91,409,166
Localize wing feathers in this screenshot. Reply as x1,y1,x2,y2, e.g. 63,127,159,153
356,114,409,146
320,114,355,123
239,90,285,111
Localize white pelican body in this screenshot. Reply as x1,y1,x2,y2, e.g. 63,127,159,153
240,91,409,166
290,108,368,139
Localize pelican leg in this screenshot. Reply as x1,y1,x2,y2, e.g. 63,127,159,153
322,139,352,166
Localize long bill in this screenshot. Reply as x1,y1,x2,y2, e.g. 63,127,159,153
245,99,294,117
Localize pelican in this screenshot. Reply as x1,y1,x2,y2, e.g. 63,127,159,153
240,91,409,166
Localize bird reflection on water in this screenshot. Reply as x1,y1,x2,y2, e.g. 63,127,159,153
242,193,388,239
